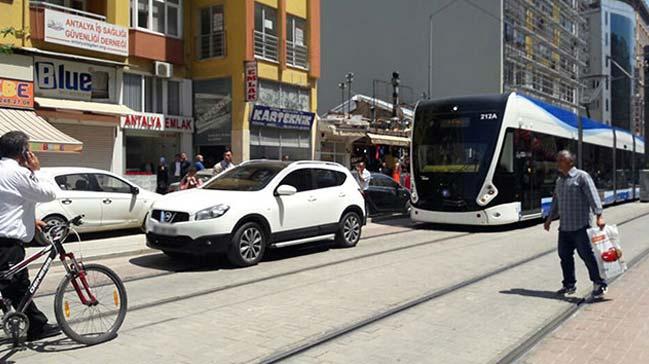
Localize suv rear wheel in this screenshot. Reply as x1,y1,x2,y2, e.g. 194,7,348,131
227,222,267,267
335,211,362,248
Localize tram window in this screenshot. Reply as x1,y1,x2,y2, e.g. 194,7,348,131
616,150,633,189
598,147,614,190
497,130,514,173
635,154,644,184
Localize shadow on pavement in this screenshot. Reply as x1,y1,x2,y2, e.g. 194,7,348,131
499,288,583,303
414,218,542,233
0,335,85,362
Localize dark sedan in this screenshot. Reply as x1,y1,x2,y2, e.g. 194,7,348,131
353,171,411,216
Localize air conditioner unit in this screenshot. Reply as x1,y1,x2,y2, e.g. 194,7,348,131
155,61,173,78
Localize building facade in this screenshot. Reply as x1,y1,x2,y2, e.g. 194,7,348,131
188,0,320,165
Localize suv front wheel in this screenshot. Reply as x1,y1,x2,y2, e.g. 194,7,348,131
335,211,362,248
227,222,267,267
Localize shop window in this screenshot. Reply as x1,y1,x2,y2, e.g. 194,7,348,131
94,174,133,194
168,80,180,115
254,3,278,61
144,76,153,112
91,71,109,99
155,78,164,113
132,0,182,37
286,15,308,69
198,5,225,59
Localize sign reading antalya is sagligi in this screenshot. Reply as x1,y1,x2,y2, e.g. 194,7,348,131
44,8,128,56
249,105,315,130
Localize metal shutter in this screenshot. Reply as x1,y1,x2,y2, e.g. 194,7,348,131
38,124,115,171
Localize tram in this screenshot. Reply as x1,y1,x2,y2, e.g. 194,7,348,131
410,92,645,225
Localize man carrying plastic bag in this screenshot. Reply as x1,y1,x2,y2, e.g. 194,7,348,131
587,224,626,281
544,150,608,299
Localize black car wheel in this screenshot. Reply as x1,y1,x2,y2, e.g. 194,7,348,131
227,222,267,267
335,211,362,248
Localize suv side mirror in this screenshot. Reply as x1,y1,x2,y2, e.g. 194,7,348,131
131,186,140,195
275,185,297,196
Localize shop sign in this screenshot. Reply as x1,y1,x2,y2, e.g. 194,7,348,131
0,78,33,109
44,8,129,56
122,113,164,131
34,57,116,101
165,115,194,133
245,61,258,102
250,105,314,131
121,113,194,133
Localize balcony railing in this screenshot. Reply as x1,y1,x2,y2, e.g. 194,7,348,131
286,41,308,69
30,1,106,21
254,31,278,61
196,31,226,60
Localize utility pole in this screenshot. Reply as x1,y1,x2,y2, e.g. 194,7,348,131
345,72,354,116
338,82,346,115
428,14,433,99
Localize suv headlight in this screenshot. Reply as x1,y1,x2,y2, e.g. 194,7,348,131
195,204,230,221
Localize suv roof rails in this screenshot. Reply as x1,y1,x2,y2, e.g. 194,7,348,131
292,160,342,167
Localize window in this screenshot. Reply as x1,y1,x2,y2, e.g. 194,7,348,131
280,169,314,192
168,80,180,115
123,73,143,111
91,71,109,99
254,4,278,61
144,76,153,112
314,169,346,189
45,0,86,11
155,78,163,113
198,6,225,59
203,163,285,191
55,174,94,191
286,15,308,69
94,174,133,194
132,0,182,37
258,80,310,111
371,174,397,188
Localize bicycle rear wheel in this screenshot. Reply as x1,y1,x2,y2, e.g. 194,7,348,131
54,264,128,345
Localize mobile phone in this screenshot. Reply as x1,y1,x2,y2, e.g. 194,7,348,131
22,147,30,162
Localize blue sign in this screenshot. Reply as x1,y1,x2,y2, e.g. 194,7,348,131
249,105,315,130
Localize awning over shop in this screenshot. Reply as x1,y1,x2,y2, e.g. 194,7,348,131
35,97,135,116
366,132,410,147
0,108,82,153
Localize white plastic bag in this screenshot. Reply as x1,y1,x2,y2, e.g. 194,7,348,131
587,224,627,280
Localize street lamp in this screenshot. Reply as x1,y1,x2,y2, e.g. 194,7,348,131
345,72,354,116
338,82,347,115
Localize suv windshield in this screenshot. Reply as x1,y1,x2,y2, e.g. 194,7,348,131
203,163,286,191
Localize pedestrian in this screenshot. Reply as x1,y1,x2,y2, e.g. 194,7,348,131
379,161,392,176
282,155,290,162
392,160,401,185
213,149,236,174
355,162,371,191
180,167,203,190
156,157,169,194
0,131,61,341
172,153,182,181
194,154,205,171
180,153,191,177
544,150,607,299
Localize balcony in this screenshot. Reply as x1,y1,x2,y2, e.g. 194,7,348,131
129,30,184,65
254,31,278,62
286,41,308,70
30,1,107,41
196,31,226,60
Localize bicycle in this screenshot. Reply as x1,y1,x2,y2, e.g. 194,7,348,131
0,215,127,347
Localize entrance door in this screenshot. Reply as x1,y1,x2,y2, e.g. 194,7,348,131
514,130,541,215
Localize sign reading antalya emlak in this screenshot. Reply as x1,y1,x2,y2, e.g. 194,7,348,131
44,8,129,56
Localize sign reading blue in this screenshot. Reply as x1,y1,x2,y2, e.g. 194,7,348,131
249,105,315,130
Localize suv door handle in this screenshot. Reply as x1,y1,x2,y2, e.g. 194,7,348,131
102,198,112,204
338,192,346,198
308,196,317,202
61,199,72,205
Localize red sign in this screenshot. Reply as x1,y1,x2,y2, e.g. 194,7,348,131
0,78,34,109
165,116,194,133
245,61,258,102
122,114,164,131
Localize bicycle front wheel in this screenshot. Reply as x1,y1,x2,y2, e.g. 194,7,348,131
54,264,128,345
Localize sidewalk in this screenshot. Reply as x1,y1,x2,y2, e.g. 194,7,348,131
25,216,415,264
522,253,649,364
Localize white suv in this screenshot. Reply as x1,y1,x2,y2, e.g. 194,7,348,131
146,160,366,267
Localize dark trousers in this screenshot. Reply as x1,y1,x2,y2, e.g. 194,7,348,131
0,239,49,335
558,227,606,288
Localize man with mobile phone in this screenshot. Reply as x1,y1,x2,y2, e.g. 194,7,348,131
0,131,60,341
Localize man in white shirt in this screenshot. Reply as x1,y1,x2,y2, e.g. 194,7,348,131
213,149,236,174
0,131,60,341
355,162,371,190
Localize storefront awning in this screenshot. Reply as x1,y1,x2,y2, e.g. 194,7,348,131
366,132,410,147
35,97,135,116
0,108,82,153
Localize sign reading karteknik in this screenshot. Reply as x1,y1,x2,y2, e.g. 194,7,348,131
249,105,315,130
44,8,129,56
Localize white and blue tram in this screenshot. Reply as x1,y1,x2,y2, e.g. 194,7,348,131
410,92,645,225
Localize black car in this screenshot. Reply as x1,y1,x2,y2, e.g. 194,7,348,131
353,171,411,216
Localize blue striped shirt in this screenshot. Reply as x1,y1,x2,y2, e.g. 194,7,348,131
548,167,603,232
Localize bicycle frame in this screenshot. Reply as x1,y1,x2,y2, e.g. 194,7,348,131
0,233,98,316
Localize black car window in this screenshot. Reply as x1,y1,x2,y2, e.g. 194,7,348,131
279,169,314,192
55,174,94,191
372,174,398,188
94,174,133,194
314,169,346,189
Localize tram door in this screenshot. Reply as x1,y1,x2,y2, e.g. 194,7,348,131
514,130,542,214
